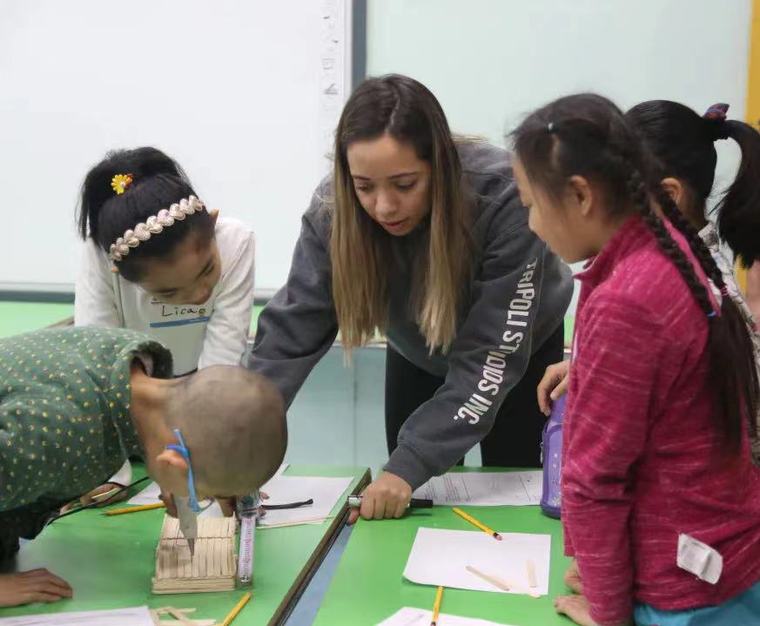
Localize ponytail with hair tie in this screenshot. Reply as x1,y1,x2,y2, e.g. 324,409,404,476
703,103,730,141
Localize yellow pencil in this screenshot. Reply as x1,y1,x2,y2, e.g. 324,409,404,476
452,507,502,540
104,502,165,516
430,586,444,626
221,591,252,626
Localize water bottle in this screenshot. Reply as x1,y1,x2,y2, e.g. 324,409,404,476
540,394,565,519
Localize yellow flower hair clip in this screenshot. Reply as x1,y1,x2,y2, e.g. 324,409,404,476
111,173,134,195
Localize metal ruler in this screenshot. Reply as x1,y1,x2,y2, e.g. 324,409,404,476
236,491,260,587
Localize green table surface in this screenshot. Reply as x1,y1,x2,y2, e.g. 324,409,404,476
0,302,74,338
314,468,573,626
0,464,370,625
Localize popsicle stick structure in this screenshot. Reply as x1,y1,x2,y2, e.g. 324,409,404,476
152,516,237,594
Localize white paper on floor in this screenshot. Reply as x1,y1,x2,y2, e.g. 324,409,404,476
0,606,154,626
403,527,551,596
376,607,518,626
413,471,542,506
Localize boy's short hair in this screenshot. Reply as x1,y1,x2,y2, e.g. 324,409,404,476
167,366,286,495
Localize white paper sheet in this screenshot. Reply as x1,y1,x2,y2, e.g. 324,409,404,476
377,607,517,626
258,475,353,527
413,471,542,506
403,527,551,596
127,481,162,506
0,606,154,625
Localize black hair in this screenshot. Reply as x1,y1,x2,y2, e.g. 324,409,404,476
513,93,758,456
77,147,214,282
626,100,760,267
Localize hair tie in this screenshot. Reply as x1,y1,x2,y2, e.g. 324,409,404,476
108,195,205,262
111,173,134,195
703,103,730,141
720,285,729,297
547,122,556,133
707,310,718,318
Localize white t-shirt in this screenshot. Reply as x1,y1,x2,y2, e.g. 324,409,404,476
75,217,256,376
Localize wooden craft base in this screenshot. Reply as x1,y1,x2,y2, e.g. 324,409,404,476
152,516,237,594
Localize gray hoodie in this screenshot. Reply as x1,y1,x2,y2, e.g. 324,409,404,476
249,141,573,489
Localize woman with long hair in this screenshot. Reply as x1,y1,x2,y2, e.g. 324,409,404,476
249,75,572,520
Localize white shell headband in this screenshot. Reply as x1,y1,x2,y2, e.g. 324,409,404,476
108,195,206,262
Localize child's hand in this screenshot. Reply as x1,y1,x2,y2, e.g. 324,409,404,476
0,569,73,607
554,594,597,626
347,471,411,524
158,490,177,517
564,559,583,594
59,483,128,514
216,497,237,517
537,360,570,416
555,594,632,626
216,491,269,517
80,483,129,507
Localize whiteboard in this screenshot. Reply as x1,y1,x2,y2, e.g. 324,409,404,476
0,0,353,294
366,0,751,314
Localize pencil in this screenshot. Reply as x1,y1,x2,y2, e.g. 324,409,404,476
452,507,502,540
104,502,165,516
430,585,444,626
221,591,252,626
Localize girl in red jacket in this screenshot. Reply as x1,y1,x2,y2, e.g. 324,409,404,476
512,93,760,626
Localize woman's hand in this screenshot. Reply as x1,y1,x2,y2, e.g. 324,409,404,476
347,471,412,524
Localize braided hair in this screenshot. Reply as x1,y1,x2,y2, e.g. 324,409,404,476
512,93,758,454
654,185,759,448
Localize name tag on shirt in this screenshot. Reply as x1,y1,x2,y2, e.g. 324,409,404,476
677,533,723,584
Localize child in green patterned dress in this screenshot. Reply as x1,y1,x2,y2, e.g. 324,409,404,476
0,326,285,607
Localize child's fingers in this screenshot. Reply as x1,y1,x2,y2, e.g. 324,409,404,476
554,594,596,626
564,572,583,594
23,591,66,604
537,362,570,414
216,497,237,517
347,508,360,525
537,367,561,415
26,569,72,592
34,580,73,599
158,492,178,517
550,374,569,401
18,571,73,604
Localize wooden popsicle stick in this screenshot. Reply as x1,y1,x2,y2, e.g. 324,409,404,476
258,515,334,529
166,607,195,625
465,565,511,591
526,559,538,588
